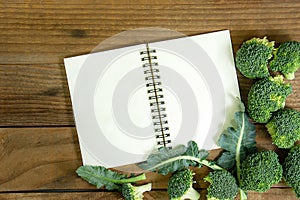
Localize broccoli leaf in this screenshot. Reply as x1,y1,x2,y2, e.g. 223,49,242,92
217,109,257,171
216,151,236,169
76,166,146,190
139,141,209,175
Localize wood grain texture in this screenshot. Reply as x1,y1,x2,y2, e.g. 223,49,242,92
0,1,299,64
0,188,298,200
1,0,300,199
1,66,299,127
0,127,294,191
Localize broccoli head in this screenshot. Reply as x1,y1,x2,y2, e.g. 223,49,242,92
204,170,238,200
247,75,292,123
121,183,152,200
240,150,283,192
283,144,300,198
167,169,200,200
270,41,300,80
266,108,300,149
235,36,274,79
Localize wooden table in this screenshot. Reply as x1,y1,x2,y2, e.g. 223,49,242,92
0,1,299,199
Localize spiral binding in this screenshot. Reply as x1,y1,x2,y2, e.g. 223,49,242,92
140,44,171,148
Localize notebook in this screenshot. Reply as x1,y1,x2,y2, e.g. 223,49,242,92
64,30,240,168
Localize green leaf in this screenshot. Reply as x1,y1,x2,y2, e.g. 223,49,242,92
185,141,209,167
217,111,257,170
139,141,209,175
216,151,236,170
76,166,146,190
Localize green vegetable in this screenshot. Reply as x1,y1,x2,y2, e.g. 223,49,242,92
121,183,152,200
216,102,256,200
76,166,146,190
139,141,223,175
247,75,292,123
217,102,256,171
270,41,300,80
167,169,200,200
204,170,239,200
235,36,274,79
266,108,300,149
240,150,283,192
283,144,300,198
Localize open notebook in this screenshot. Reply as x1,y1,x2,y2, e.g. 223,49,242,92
64,30,240,168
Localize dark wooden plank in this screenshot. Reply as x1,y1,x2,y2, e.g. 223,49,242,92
0,64,74,126
0,1,299,64
1,64,300,127
0,127,294,192
0,127,174,191
0,188,298,200
0,127,83,191
0,190,168,200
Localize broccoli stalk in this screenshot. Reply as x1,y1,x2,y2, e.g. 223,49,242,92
121,183,152,200
204,170,239,200
143,155,224,172
266,108,300,149
77,166,152,199
240,150,283,192
167,169,200,200
76,165,148,193
270,41,300,80
283,144,300,198
247,75,292,123
139,141,224,175
235,36,274,79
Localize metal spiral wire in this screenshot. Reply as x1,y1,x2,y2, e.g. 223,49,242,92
140,45,171,148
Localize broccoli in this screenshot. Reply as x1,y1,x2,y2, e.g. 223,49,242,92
167,169,200,200
270,41,300,80
283,144,300,198
247,75,292,123
121,183,152,200
240,150,283,192
235,36,274,79
204,170,239,200
266,108,300,149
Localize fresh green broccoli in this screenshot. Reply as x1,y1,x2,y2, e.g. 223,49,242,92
167,169,200,200
266,108,300,148
204,170,239,200
240,150,283,192
283,144,300,198
270,41,300,80
121,183,152,200
235,36,274,79
247,75,292,123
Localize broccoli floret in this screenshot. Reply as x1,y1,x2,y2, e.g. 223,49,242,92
270,41,300,80
121,183,152,200
235,36,274,79
204,170,238,200
240,150,283,192
283,144,300,198
247,75,292,123
167,169,200,200
266,108,300,149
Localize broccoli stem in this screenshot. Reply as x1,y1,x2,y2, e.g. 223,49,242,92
145,155,224,171
234,111,249,200
236,111,245,187
200,159,224,171
137,182,152,193
284,72,295,80
115,173,147,183
239,188,248,200
95,173,147,184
